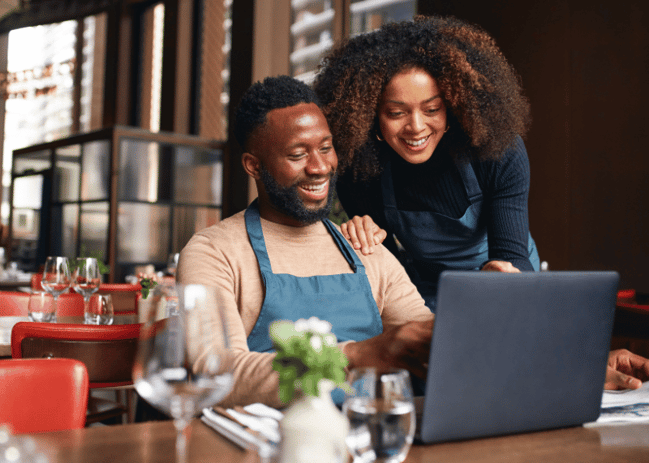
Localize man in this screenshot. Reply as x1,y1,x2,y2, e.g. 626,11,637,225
178,76,433,407
178,75,648,408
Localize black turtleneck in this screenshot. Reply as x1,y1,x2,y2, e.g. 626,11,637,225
336,135,535,271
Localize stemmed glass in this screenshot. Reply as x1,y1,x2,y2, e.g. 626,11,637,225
133,283,233,463
72,257,102,324
343,368,416,463
40,256,72,322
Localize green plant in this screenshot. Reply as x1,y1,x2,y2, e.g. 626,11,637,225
140,278,158,299
270,317,350,404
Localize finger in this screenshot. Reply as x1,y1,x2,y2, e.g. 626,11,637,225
340,222,350,240
373,229,388,245
604,367,643,390
353,217,373,255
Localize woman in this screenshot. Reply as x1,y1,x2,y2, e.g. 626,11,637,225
313,15,540,310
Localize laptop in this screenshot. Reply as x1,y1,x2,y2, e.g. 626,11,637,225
419,270,619,443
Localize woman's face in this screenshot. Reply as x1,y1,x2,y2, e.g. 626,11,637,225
378,68,447,164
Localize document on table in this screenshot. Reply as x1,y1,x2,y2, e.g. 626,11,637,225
586,381,649,426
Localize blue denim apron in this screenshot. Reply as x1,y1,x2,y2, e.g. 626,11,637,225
382,160,540,311
245,200,383,353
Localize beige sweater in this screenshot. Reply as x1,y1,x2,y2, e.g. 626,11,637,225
177,210,432,408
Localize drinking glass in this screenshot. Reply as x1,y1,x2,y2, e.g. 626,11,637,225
133,283,233,463
86,294,114,325
40,256,72,319
166,253,180,276
28,291,55,322
343,368,416,463
73,257,102,323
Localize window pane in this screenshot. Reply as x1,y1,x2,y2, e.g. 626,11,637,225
3,20,78,223
173,206,221,252
13,150,51,175
80,202,109,258
117,202,170,263
54,145,81,202
118,139,171,202
13,176,43,209
174,147,223,205
50,203,79,258
12,208,40,241
350,0,416,36
81,140,110,200
290,0,334,82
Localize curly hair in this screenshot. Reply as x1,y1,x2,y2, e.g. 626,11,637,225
313,15,531,179
234,75,321,150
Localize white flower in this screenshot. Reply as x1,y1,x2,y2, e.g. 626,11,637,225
307,316,332,334
294,318,309,332
323,334,336,346
309,335,323,351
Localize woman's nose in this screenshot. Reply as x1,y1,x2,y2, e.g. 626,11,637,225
407,112,426,132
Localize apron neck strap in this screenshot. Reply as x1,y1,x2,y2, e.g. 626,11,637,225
245,199,364,274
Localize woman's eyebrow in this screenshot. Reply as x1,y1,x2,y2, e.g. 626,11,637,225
384,95,442,105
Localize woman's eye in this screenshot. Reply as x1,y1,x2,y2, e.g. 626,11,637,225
426,107,441,115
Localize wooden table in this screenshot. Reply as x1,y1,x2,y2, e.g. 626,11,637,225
22,419,649,463
0,314,138,357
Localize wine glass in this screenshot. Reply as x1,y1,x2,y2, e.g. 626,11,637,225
86,294,114,325
166,253,180,277
133,283,233,463
343,368,416,463
73,257,102,324
40,256,72,321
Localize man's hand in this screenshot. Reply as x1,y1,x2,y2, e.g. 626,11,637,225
340,215,388,256
481,260,521,273
343,319,434,379
605,349,649,390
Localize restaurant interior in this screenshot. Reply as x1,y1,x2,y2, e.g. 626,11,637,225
0,0,648,462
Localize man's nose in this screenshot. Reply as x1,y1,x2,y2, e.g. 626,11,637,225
306,151,330,175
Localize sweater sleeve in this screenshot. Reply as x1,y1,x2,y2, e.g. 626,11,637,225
480,136,535,271
177,230,285,408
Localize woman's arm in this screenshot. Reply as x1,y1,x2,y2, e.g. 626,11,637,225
481,136,535,271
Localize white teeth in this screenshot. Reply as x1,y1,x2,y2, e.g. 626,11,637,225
404,135,429,147
301,182,327,193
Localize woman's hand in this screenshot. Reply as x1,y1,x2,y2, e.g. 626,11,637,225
481,260,521,273
340,215,387,255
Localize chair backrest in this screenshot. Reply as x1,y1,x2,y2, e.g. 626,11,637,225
11,322,142,388
0,358,88,433
97,283,141,315
0,292,29,316
0,292,84,317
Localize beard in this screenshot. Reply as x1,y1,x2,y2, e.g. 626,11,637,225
259,165,337,224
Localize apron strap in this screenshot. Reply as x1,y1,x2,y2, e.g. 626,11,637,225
457,161,483,204
323,219,362,273
244,200,273,273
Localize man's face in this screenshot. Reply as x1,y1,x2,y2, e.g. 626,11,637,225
248,103,338,226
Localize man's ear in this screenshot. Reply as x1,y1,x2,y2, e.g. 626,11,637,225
242,152,261,180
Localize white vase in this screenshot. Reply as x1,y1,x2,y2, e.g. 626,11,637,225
278,379,349,463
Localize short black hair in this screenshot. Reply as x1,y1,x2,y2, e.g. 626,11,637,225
234,75,321,150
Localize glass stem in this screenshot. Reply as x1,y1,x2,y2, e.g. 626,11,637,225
171,396,193,463
173,418,190,463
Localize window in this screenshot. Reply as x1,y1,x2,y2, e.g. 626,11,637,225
290,0,416,82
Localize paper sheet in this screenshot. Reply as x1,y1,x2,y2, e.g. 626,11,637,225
587,381,649,425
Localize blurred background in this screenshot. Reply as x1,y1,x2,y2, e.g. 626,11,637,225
0,0,645,291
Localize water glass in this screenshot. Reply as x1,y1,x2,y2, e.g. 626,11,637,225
28,291,56,323
343,368,416,463
85,294,114,325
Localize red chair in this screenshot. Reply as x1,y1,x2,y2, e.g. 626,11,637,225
0,358,88,433
11,322,143,424
0,292,29,316
96,283,142,315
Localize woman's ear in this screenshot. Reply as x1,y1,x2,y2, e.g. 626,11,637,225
242,152,261,180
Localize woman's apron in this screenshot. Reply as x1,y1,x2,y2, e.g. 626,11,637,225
381,161,540,312
245,200,383,353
